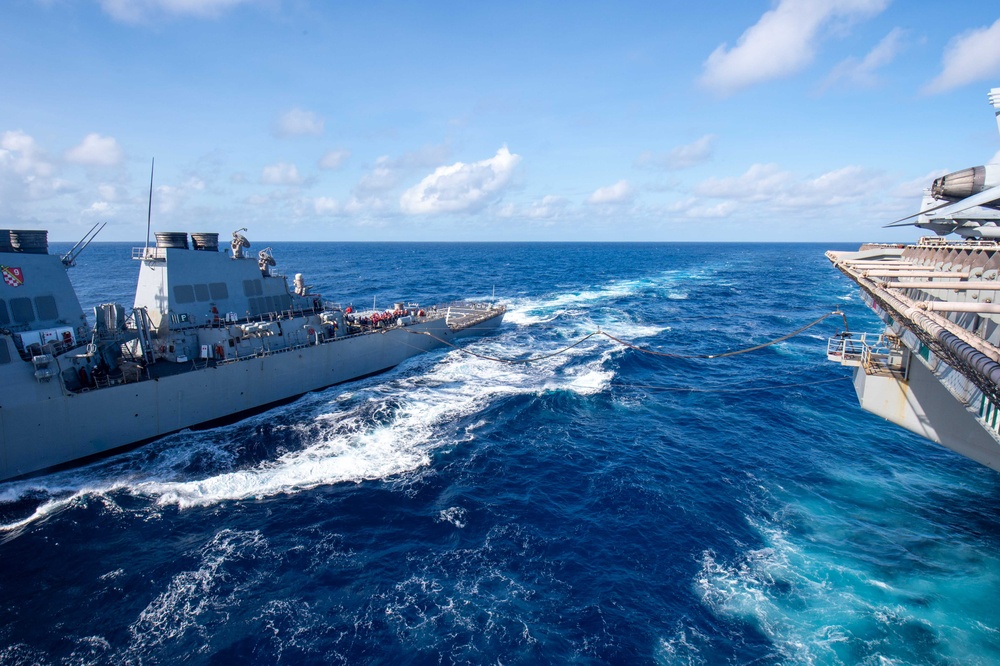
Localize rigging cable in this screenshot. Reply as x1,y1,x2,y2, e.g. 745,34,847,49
607,376,851,394
599,309,848,359
405,310,849,364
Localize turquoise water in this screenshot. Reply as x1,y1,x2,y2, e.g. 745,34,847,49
0,241,997,664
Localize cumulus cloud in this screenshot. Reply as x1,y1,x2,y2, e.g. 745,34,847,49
923,18,1000,95
0,130,75,212
99,0,253,23
0,130,55,177
274,108,324,138
65,133,124,167
82,201,115,218
400,146,521,215
261,162,303,186
356,156,401,194
823,27,906,90
694,162,885,208
587,180,634,205
700,0,889,95
637,135,716,171
318,149,350,170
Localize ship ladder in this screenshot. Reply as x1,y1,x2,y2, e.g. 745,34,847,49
134,306,156,365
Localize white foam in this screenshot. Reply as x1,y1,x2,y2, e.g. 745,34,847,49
1,273,682,516
436,507,467,528
125,529,268,656
695,508,1000,664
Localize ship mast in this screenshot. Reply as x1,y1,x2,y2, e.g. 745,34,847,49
143,158,154,257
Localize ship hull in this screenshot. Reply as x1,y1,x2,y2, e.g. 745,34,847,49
850,352,1000,472
0,312,502,481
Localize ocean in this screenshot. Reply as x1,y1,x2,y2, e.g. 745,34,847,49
0,241,998,665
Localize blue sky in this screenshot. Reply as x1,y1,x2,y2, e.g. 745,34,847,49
2,1,1000,242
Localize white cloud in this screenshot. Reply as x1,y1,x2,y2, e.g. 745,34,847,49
144,176,209,215
97,184,122,201
823,27,906,90
526,195,569,218
82,201,114,218
274,108,324,138
497,195,570,220
400,146,521,215
668,198,739,219
65,133,124,167
99,0,253,23
261,162,303,186
637,135,716,171
319,149,350,170
694,162,885,208
314,197,340,214
356,156,400,194
923,18,1000,95
700,0,889,95
587,180,634,205
0,130,55,177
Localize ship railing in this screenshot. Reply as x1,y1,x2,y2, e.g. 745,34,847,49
827,332,907,375
132,247,166,261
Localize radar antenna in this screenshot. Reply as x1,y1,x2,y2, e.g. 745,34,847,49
231,227,251,258
258,247,276,276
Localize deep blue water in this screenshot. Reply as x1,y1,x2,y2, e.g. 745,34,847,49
1,241,998,665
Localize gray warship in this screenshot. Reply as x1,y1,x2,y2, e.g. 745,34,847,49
0,228,505,481
827,87,1000,472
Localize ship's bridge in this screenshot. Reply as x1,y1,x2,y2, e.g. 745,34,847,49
133,232,319,331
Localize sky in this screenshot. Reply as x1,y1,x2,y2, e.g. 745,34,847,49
2,1,1000,243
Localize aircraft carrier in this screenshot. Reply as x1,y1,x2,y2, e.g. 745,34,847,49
827,87,1000,471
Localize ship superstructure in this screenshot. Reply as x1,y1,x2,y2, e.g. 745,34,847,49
0,229,504,481
828,88,1000,471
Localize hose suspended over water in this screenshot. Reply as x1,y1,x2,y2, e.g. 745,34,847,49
406,310,849,364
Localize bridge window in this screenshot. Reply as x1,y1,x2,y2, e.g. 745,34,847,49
194,284,210,302
10,297,34,323
0,300,9,326
209,282,229,300
35,295,58,320
174,285,195,304
243,279,262,297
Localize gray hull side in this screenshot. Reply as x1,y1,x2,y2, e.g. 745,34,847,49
852,351,1000,472
0,314,502,481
